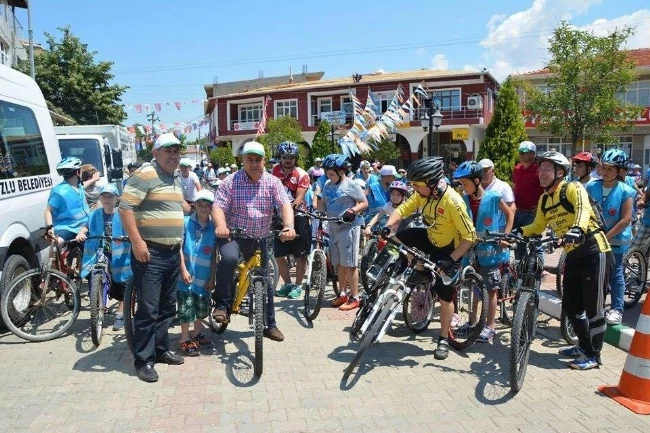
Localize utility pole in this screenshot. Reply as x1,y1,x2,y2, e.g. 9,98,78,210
147,112,160,138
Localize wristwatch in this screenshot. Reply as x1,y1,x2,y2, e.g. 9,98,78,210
285,224,295,229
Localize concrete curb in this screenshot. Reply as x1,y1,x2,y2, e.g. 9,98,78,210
538,292,635,352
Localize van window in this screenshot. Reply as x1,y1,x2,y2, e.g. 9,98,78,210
58,138,104,176
0,101,50,180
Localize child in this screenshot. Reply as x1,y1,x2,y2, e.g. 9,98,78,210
81,164,101,210
79,184,132,330
364,180,408,236
453,161,513,343
177,189,216,356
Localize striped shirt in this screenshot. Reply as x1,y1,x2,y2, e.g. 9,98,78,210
213,169,290,238
119,160,184,245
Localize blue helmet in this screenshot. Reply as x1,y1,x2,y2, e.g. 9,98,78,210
322,154,348,170
56,156,83,177
601,148,629,168
453,161,483,181
277,141,298,157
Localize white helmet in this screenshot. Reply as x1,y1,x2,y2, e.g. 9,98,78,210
537,151,571,174
380,165,397,176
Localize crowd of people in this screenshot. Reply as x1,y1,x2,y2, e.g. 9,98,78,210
44,133,647,382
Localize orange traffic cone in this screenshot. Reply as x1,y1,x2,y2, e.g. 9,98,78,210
598,299,650,414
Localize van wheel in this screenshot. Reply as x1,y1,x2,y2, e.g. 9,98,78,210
0,255,31,328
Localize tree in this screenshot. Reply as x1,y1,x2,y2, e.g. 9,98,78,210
366,137,400,165
16,26,128,125
478,77,527,180
525,22,642,147
258,115,304,164
209,144,236,168
306,120,335,168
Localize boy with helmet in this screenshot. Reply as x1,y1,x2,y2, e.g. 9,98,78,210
453,161,514,343
44,156,91,246
384,157,477,360
571,152,598,186
318,154,368,310
363,180,408,235
271,141,311,299
586,149,635,326
517,151,614,370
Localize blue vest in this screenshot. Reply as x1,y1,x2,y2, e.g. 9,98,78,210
81,209,132,283
177,215,215,296
355,173,379,186
366,181,387,217
463,190,508,266
49,181,90,234
587,180,635,254
304,187,314,209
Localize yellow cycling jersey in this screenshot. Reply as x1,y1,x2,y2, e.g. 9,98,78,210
521,180,611,254
395,186,477,249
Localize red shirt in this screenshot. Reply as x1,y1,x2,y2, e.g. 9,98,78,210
512,163,544,211
469,196,481,225
271,164,310,210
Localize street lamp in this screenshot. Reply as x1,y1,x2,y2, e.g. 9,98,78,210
330,123,340,153
420,96,443,156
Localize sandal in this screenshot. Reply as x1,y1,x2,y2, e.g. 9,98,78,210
211,308,229,324
179,339,200,357
192,333,213,349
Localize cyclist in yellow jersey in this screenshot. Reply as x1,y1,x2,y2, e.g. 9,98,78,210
383,156,477,360
515,151,614,370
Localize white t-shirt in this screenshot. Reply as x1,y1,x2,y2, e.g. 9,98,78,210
180,171,200,201
381,202,398,216
485,177,515,204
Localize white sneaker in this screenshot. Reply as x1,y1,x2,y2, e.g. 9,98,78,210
605,310,623,325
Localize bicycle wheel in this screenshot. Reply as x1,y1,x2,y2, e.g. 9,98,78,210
268,255,280,291
123,280,137,353
559,309,578,345
65,246,83,310
252,276,266,377
448,270,488,350
509,290,535,393
623,248,647,309
403,284,435,333
1,269,80,342
344,296,397,379
555,250,566,298
497,266,518,326
89,270,106,346
360,239,378,292
304,250,327,321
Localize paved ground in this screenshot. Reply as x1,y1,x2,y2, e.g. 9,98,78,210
0,256,649,433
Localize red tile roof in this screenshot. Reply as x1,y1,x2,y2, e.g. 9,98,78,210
516,47,650,77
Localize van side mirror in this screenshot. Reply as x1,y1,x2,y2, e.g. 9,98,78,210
112,149,123,169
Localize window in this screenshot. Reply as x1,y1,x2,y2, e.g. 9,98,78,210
239,104,262,122
58,138,104,176
0,41,8,66
370,91,397,115
413,88,461,111
275,100,298,119
341,96,354,117
620,81,650,107
0,101,50,179
317,97,332,114
535,137,573,157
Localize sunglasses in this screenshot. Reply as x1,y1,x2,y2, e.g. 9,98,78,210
411,181,428,187
281,155,296,160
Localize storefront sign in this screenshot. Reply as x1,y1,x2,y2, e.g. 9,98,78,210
320,111,347,126
452,128,469,140
233,121,260,131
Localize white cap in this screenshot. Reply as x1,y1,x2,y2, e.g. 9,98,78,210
380,165,397,176
179,157,192,167
195,189,215,203
314,157,323,163
241,141,265,157
478,159,494,169
230,163,238,169
518,141,536,153
217,167,229,176
153,133,181,149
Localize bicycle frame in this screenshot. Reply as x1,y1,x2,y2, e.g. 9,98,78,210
92,247,111,308
231,250,262,315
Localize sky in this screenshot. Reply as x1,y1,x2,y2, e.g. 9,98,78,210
13,0,650,139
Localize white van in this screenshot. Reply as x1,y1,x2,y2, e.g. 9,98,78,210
0,64,62,303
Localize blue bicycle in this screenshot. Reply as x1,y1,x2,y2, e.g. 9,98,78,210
87,235,130,347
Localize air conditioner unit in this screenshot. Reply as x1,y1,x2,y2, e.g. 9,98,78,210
467,95,483,109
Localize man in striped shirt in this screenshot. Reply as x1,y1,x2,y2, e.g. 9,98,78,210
211,141,296,342
119,133,191,383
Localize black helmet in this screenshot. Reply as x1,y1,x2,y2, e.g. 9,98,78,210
407,157,444,186
127,162,141,170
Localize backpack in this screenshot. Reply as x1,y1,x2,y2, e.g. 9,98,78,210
541,181,607,232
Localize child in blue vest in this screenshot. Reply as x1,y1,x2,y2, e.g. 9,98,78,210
586,149,635,325
363,180,408,235
453,161,514,343
79,184,132,330
177,189,216,356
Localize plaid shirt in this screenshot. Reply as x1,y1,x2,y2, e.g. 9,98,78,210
213,169,290,237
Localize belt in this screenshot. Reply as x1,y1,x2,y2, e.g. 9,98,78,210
145,240,181,251
517,208,537,213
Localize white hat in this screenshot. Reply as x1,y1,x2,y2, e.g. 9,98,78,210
230,163,238,169
380,165,397,176
314,157,323,163
241,141,265,157
179,157,192,167
153,133,181,149
478,159,494,169
195,189,215,203
217,167,229,176
518,141,536,153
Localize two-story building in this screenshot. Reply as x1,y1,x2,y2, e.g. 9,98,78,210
513,48,650,173
0,1,27,67
204,68,500,167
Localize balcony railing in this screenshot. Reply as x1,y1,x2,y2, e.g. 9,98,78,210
411,106,483,121
310,113,354,127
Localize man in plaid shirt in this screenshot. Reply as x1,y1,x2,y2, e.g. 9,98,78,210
211,141,296,342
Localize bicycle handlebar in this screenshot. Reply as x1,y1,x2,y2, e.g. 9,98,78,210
226,227,299,240
295,210,347,223
380,234,448,278
484,230,560,248
85,235,131,242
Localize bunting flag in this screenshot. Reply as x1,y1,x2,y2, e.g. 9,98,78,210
144,104,151,113
135,104,142,113
255,95,272,137
124,99,208,113
136,125,145,135
154,103,162,112
174,102,181,110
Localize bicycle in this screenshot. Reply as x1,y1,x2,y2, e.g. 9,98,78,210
86,235,131,347
486,230,560,393
0,228,82,342
344,234,454,378
622,245,649,309
297,210,342,321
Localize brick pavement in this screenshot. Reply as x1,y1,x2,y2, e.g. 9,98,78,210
0,285,649,433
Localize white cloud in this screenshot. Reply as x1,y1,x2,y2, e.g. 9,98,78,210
430,54,449,70
579,9,650,50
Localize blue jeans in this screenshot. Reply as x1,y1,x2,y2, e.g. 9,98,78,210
131,246,180,368
609,253,625,313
